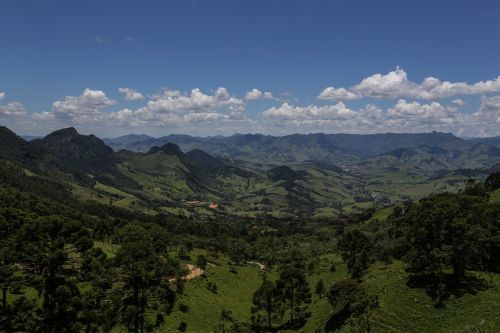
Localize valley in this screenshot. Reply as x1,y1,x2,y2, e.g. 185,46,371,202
3,126,499,220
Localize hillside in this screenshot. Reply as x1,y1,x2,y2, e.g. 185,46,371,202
116,143,360,217
104,132,500,169
360,143,500,174
0,126,41,166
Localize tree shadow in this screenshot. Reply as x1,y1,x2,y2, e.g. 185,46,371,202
250,317,308,332
324,308,351,332
406,273,490,307
276,317,307,331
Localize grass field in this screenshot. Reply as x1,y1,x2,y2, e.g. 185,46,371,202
366,207,394,224
153,254,500,333
364,261,500,333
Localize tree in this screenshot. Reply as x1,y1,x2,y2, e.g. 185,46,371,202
18,216,92,332
464,179,487,196
216,309,251,333
115,224,177,333
485,172,500,191
177,246,190,261
251,280,284,331
0,254,15,326
196,255,208,270
315,279,326,300
276,265,311,327
79,250,117,333
404,194,490,283
338,230,373,279
327,279,378,332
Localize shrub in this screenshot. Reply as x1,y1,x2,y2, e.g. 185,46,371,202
179,303,190,313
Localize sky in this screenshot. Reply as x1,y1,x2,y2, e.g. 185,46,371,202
1,0,500,138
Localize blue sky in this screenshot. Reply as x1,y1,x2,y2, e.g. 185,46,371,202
1,0,500,137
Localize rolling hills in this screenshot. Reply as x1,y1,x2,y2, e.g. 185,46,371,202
2,125,500,218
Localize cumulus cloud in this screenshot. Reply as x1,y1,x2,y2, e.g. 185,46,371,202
263,102,357,121
245,88,274,101
478,95,500,113
139,88,243,114
262,99,471,134
118,87,144,101
318,67,500,101
26,87,250,133
125,87,246,127
317,87,358,100
386,99,463,130
6,83,500,137
467,95,500,133
51,88,117,123
0,102,27,117
0,91,5,100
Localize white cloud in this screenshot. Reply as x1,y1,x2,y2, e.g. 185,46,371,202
106,87,249,130
138,88,243,115
317,87,358,100
52,88,116,122
118,87,144,101
245,88,274,101
215,87,230,100
386,99,462,128
263,102,357,121
0,102,27,117
262,99,472,135
5,83,499,137
318,67,500,100
478,95,500,113
263,91,274,99
466,96,500,135
30,87,248,132
0,91,5,100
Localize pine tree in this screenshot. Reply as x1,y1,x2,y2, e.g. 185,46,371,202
315,279,326,300
251,280,284,331
276,265,311,327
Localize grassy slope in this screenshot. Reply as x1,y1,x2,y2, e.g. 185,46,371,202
366,207,394,224
9,242,500,332
161,264,263,332
490,188,500,203
154,254,500,333
157,252,348,333
364,262,500,333
290,261,500,333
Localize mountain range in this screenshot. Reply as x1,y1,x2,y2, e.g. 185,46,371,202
2,125,500,218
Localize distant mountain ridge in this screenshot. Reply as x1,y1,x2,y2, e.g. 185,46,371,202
103,131,499,167
466,136,500,148
2,124,500,217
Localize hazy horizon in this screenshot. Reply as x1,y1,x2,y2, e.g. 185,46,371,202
14,126,487,141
